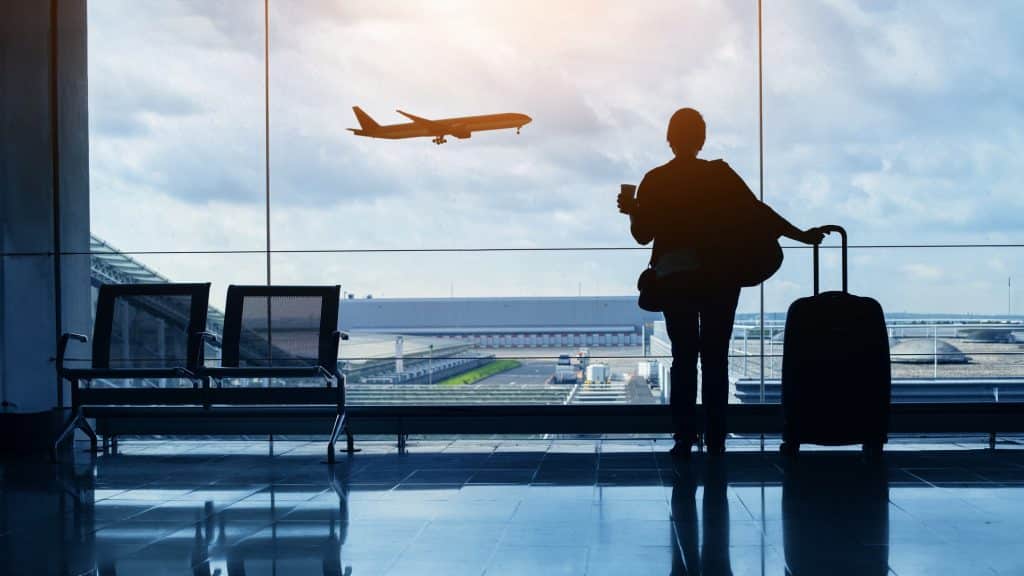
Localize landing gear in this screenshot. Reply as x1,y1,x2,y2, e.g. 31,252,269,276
516,126,521,135
432,136,448,145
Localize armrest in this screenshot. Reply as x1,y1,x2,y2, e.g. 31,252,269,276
174,367,198,381
195,331,219,345
327,331,347,386
58,332,89,375
317,365,340,386
331,330,349,355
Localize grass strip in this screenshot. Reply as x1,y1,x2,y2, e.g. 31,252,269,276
438,359,522,387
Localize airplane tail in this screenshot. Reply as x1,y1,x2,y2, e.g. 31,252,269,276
352,106,380,131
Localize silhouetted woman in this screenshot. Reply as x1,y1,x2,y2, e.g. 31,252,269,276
618,108,823,457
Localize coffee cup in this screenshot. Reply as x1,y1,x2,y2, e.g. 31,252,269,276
618,183,637,214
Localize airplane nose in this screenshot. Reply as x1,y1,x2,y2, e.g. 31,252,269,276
520,114,532,125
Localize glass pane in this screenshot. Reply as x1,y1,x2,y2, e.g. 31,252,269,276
87,1,267,386
88,1,267,250
763,1,1024,246
269,0,759,405
760,1,1024,405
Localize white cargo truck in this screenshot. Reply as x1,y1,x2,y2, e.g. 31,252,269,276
585,363,611,385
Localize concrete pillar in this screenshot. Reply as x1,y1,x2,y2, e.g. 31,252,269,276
0,0,91,453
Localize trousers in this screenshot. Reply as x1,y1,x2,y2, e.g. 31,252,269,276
662,277,741,447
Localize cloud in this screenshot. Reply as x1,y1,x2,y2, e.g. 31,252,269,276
89,70,204,138
903,263,944,281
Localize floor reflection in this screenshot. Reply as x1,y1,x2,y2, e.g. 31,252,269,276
0,457,98,575
782,455,889,576
669,453,890,576
3,439,1024,575
98,473,354,575
671,459,732,575
158,471,352,576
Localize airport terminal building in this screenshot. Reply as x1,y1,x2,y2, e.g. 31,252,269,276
339,296,661,347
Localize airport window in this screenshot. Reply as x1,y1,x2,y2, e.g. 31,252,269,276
85,1,1023,412
761,1,1024,405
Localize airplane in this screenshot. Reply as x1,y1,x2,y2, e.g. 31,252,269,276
348,107,532,145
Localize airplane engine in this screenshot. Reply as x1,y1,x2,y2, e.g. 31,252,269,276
453,131,472,139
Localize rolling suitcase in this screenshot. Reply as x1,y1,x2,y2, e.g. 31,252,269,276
780,225,890,455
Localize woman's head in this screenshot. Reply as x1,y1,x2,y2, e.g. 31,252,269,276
667,108,705,157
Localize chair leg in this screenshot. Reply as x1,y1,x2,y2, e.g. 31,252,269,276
53,409,98,461
327,413,346,465
52,414,78,462
81,417,99,453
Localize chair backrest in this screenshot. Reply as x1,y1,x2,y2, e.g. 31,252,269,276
220,285,340,369
92,283,211,370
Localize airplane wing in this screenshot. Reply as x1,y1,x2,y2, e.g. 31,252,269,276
397,110,472,139
396,110,440,128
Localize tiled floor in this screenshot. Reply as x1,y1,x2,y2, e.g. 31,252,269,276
4,437,1024,575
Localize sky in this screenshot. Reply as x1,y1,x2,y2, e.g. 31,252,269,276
87,0,1024,315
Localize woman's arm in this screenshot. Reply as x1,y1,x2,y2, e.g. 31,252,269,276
630,211,655,245
767,205,824,245
619,175,655,245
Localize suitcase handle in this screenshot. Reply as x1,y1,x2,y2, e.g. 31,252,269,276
813,225,847,295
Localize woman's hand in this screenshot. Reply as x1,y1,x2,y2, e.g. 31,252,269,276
617,191,637,215
798,227,826,245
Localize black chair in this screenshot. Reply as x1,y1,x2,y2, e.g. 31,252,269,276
55,283,211,457
202,285,350,462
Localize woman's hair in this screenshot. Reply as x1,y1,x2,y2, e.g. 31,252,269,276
667,108,706,153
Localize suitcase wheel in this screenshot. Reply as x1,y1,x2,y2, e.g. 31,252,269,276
780,442,799,457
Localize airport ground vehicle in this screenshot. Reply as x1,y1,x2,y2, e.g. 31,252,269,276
585,363,611,385
555,355,578,383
